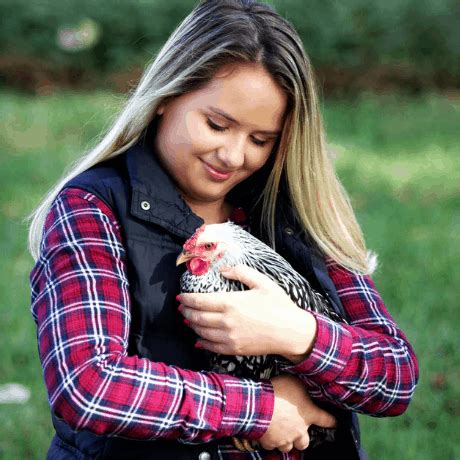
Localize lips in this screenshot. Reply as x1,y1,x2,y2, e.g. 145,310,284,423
201,160,233,181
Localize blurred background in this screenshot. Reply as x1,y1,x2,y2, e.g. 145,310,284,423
0,0,458,458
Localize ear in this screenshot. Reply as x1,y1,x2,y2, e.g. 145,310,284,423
156,97,174,116
156,103,165,116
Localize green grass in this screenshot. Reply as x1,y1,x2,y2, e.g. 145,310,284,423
0,91,458,459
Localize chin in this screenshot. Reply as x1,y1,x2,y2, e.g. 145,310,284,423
199,192,228,203
195,186,231,202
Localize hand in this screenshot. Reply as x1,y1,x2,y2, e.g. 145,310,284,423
259,375,336,453
178,265,317,357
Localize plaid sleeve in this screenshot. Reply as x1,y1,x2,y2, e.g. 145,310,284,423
30,187,274,441
277,258,419,416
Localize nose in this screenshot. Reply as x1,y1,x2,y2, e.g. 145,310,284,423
216,135,245,169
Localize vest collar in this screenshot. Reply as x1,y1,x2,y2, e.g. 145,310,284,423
126,135,204,239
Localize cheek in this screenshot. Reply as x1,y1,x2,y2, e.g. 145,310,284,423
155,124,188,174
157,110,208,165
226,153,270,189
186,114,220,155
243,150,272,175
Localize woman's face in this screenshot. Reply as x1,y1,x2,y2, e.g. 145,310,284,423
154,63,288,208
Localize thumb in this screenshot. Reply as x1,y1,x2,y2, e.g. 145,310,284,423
219,264,268,290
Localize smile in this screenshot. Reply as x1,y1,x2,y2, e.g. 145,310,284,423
201,160,234,181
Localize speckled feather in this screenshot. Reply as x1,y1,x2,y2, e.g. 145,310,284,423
179,222,344,449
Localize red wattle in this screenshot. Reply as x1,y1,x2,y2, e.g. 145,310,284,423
187,258,210,276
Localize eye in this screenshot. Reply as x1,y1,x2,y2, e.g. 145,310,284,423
207,119,227,132
207,118,271,148
251,137,268,147
204,243,215,250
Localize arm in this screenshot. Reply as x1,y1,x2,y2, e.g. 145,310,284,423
30,187,274,442
276,258,419,416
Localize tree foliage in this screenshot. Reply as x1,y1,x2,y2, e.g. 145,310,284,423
0,0,458,91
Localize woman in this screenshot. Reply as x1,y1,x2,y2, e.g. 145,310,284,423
29,1,419,459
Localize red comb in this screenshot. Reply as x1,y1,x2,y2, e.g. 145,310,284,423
184,224,206,251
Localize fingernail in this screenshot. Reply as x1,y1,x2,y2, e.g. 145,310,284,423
176,295,182,302
183,318,190,326
194,342,202,348
178,304,183,312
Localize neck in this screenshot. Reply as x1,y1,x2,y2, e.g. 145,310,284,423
184,197,233,225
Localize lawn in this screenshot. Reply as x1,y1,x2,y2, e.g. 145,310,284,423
0,91,458,459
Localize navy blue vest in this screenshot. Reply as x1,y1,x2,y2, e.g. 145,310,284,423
47,131,365,459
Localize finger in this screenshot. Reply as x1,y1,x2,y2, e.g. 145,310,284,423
241,439,257,452
294,431,310,451
195,339,228,354
314,409,337,429
231,437,246,452
190,324,225,343
277,442,294,453
181,307,224,328
179,292,226,312
219,264,272,290
258,440,275,451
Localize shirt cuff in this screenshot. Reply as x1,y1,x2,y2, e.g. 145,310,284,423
276,312,353,385
217,375,274,440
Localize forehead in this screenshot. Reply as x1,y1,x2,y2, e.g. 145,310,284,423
189,63,288,133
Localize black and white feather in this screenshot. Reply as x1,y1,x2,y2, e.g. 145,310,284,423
179,221,345,450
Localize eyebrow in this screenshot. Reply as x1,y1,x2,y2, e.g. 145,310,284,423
207,106,281,136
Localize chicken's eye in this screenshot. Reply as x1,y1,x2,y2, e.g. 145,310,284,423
204,243,215,250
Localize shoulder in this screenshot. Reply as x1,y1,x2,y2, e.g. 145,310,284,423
43,187,121,242
55,187,118,222
66,154,128,196
52,151,132,223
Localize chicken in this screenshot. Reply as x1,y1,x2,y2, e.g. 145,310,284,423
176,222,344,452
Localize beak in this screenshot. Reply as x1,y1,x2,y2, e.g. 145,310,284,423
176,251,192,266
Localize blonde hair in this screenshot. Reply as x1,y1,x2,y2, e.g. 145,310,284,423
28,0,376,274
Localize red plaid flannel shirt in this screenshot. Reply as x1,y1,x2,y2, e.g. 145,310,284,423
30,187,419,459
